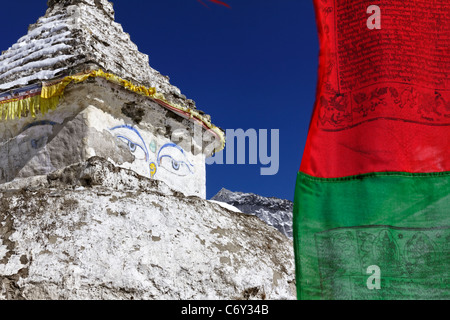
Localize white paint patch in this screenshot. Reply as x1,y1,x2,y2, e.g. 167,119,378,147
208,200,242,213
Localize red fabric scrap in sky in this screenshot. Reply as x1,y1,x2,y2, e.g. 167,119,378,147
198,0,231,8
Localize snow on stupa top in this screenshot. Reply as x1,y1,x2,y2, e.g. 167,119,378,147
0,0,193,108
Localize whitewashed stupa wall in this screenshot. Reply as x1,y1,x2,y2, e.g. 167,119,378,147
0,94,87,183
0,80,207,198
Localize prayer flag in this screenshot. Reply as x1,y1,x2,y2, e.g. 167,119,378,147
293,0,450,300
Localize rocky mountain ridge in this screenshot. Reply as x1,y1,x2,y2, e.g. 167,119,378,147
211,188,294,239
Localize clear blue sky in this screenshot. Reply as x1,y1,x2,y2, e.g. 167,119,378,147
0,0,319,201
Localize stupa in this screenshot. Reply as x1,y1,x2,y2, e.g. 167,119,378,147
0,0,224,199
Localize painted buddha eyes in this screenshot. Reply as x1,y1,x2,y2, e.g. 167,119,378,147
20,120,58,150
116,135,147,160
172,160,180,171
110,125,149,161
128,141,136,152
110,126,194,179
157,143,194,177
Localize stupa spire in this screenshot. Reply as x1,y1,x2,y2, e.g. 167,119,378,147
0,0,189,108
46,0,115,19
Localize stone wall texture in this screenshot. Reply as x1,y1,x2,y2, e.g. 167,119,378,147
0,158,296,300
